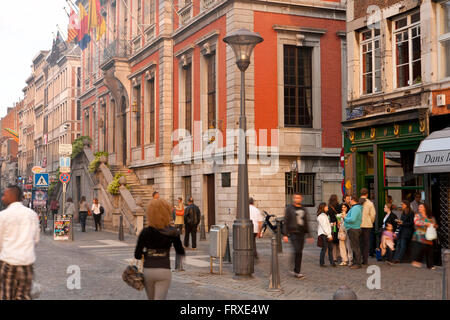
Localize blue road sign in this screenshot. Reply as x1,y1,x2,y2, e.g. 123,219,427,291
34,173,49,188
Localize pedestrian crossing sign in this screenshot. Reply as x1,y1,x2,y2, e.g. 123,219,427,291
34,173,49,188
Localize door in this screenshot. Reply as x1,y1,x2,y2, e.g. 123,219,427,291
206,174,215,231
121,97,127,165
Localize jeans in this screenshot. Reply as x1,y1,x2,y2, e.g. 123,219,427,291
348,228,362,266
93,214,102,231
79,211,88,232
360,228,372,264
289,233,305,274
253,233,258,259
393,237,409,262
320,235,334,266
184,224,197,248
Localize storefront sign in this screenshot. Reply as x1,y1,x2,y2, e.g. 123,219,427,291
414,150,450,173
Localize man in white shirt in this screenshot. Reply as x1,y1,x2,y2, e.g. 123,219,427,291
249,198,264,260
0,185,40,300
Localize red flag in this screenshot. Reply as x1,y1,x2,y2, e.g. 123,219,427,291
67,9,79,43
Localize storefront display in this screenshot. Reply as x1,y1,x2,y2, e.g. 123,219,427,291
54,215,73,241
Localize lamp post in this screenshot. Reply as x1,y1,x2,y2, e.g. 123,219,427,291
224,29,263,277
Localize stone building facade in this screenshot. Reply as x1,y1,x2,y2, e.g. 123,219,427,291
343,0,450,236
76,0,346,232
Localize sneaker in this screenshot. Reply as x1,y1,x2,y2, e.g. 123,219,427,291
295,273,305,279
331,263,337,267
411,262,422,268
339,262,348,266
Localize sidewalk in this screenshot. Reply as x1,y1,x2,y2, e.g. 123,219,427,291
39,221,443,300
175,232,443,300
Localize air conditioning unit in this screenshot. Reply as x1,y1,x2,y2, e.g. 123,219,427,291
437,94,446,107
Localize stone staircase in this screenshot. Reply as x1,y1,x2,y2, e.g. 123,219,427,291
110,165,154,225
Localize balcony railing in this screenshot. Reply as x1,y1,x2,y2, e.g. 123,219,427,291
202,0,217,10
178,2,193,26
101,40,130,66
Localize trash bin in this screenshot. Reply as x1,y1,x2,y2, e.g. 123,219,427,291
209,225,228,258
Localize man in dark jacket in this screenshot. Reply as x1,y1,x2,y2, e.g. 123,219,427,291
183,197,201,250
282,193,314,279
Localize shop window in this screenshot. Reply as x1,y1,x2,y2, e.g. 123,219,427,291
393,11,421,88
383,150,424,205
360,28,381,95
284,45,313,127
222,172,231,188
285,173,315,207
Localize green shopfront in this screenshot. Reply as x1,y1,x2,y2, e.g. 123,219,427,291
343,108,428,234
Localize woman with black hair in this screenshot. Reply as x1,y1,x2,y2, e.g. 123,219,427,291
317,202,336,267
393,200,414,263
327,194,340,263
411,203,438,269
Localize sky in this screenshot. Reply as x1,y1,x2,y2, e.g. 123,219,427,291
0,0,70,117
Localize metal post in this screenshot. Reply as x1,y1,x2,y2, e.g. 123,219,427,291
175,253,185,272
232,70,254,277
119,214,124,241
200,215,206,241
276,217,284,253
267,237,282,292
224,225,232,264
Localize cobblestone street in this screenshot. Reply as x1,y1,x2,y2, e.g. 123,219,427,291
34,223,443,300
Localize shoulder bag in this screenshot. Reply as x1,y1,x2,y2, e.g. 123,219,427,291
122,255,145,291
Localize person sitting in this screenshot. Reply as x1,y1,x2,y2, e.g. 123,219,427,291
380,223,396,265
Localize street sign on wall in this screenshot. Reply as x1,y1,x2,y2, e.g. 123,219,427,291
59,157,71,173
59,144,73,155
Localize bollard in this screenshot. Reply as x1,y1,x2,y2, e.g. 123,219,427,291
200,215,206,241
267,237,282,292
275,217,284,253
332,285,358,300
119,214,124,241
224,226,232,264
174,253,185,272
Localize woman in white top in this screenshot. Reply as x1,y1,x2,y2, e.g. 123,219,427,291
317,202,336,267
91,198,102,232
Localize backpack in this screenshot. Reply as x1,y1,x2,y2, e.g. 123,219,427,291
191,205,200,225
100,206,105,215
184,206,194,225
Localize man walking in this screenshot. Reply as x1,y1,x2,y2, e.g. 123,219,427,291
344,195,363,269
184,197,201,250
0,185,40,300
282,193,314,279
359,188,375,265
249,198,264,260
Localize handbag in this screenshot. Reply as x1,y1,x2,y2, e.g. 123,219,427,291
338,226,347,241
425,225,437,241
317,235,324,248
176,209,184,216
122,256,145,291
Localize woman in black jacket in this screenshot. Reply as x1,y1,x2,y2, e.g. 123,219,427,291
134,198,185,300
393,200,414,263
327,194,340,263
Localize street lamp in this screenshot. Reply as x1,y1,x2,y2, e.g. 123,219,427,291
224,29,263,277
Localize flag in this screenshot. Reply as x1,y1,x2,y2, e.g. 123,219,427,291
3,128,19,143
95,0,106,41
78,2,91,50
87,0,98,32
67,9,79,43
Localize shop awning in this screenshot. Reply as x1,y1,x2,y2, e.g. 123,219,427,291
414,127,450,174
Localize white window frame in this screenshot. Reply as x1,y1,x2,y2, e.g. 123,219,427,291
392,11,422,89
438,0,450,80
360,28,382,96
